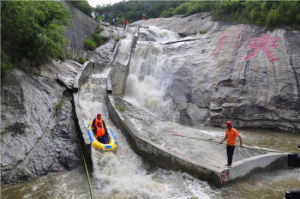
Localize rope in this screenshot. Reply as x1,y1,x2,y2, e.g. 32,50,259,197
79,144,94,199
171,133,279,153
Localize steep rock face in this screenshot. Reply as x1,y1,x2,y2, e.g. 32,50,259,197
136,13,300,132
1,64,81,184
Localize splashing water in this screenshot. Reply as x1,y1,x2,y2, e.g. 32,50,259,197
78,70,213,198
124,27,181,121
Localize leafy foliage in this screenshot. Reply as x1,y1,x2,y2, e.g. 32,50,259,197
172,1,300,30
56,98,64,113
84,38,97,51
117,104,125,112
84,33,108,51
69,0,94,17
79,57,86,64
95,1,184,24
1,50,13,80
1,1,71,80
95,1,300,30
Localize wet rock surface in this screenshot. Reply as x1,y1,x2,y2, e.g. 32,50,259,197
133,13,300,132
1,63,81,185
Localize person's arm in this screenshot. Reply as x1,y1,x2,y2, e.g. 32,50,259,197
238,136,243,148
220,136,227,144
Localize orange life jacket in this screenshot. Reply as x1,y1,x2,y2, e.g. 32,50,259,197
96,127,105,137
94,118,104,128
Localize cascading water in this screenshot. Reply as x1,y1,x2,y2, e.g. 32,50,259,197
77,68,215,198
124,26,181,121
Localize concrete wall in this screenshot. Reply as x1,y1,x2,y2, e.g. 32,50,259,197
62,2,99,50
110,25,139,96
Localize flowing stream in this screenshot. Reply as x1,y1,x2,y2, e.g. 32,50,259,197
2,67,299,199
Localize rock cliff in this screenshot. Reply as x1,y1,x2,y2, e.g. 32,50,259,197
134,13,300,132
1,62,81,184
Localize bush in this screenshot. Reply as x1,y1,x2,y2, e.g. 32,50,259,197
1,50,13,80
117,104,125,112
198,29,206,34
92,34,108,46
84,33,108,51
173,3,189,15
79,57,86,64
69,0,93,17
84,38,97,51
56,98,64,113
1,1,71,73
161,9,174,18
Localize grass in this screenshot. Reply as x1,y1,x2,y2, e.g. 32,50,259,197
56,98,63,113
117,104,125,112
198,29,206,34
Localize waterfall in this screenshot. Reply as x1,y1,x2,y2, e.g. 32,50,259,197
123,26,181,121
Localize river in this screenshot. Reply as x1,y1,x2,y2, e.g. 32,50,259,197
2,67,299,199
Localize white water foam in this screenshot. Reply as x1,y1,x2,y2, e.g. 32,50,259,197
123,30,180,121
78,71,213,199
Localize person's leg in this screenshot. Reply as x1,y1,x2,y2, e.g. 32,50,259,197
227,146,235,166
226,145,231,165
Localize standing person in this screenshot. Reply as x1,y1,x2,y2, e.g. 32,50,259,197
123,19,126,30
219,121,243,167
112,17,115,25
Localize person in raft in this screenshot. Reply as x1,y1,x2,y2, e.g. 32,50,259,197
93,121,107,144
219,121,243,168
92,114,106,129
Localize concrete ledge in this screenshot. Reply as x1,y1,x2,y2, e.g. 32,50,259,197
106,93,289,187
106,94,220,186
110,26,140,96
217,153,288,186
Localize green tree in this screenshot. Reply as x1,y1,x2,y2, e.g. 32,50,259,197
1,1,71,80
69,0,93,17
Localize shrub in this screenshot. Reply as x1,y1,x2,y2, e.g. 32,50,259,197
84,38,97,51
1,1,71,75
198,29,206,34
1,50,13,80
117,104,125,112
69,0,93,17
79,57,86,64
92,34,108,46
56,98,64,113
